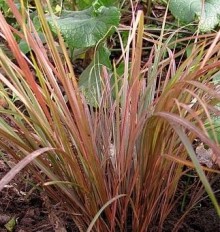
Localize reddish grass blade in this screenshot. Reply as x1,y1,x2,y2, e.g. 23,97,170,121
0,148,55,191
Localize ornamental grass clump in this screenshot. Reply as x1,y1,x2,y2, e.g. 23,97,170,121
0,1,219,231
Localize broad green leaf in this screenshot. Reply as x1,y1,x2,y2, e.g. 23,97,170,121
33,15,41,31
169,0,220,32
169,0,201,23
200,0,220,32
0,0,8,12
19,39,30,54
0,1,21,17
19,33,46,54
47,6,120,49
79,45,111,107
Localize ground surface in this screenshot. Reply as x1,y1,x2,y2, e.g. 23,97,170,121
0,154,219,232
163,177,220,232
0,154,76,232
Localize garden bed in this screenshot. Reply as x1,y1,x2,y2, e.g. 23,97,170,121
0,155,219,231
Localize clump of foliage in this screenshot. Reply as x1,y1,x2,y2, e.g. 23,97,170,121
169,0,220,32
0,0,220,231
46,0,121,106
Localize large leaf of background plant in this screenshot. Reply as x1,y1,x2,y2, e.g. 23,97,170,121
48,6,120,49
169,0,220,32
76,0,118,9
79,45,112,107
0,0,7,11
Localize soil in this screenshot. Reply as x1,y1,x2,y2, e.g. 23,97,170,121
0,154,77,232
0,153,219,232
162,176,220,232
